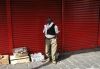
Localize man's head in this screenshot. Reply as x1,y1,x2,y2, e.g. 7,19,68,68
47,17,52,24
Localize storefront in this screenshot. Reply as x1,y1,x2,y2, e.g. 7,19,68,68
0,0,99,54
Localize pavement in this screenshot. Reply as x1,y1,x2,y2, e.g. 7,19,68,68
0,48,100,69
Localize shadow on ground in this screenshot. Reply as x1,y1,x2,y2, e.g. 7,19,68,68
58,48,100,62
32,61,51,69
32,48,100,69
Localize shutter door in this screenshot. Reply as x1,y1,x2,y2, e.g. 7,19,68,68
98,24,100,47
0,0,10,54
0,0,99,54
98,3,100,47
63,0,99,51
11,0,62,53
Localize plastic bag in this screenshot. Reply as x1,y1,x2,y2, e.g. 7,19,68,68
31,53,44,62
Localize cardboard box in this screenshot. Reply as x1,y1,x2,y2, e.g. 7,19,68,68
10,55,30,64
0,55,9,64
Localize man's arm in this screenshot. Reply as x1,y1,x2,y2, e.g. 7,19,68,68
55,25,60,34
43,25,45,33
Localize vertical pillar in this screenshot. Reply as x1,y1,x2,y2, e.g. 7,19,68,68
6,0,13,54
97,2,100,48
61,0,64,52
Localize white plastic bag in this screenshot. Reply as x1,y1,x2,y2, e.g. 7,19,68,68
31,53,44,62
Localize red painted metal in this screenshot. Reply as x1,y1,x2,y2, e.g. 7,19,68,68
0,0,9,54
63,0,99,51
11,0,62,53
0,0,99,54
6,0,13,54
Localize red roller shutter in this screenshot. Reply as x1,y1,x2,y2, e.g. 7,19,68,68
62,0,99,51
0,0,10,54
0,0,99,54
98,3,100,47
11,0,62,53
98,24,100,47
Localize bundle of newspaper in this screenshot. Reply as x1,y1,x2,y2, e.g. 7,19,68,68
10,55,30,64
13,47,28,58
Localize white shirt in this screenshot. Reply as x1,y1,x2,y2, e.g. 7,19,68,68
43,22,59,38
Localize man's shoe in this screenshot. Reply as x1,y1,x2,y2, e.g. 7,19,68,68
42,58,50,62
52,61,57,64
47,58,50,61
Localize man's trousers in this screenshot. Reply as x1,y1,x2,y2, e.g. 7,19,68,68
45,37,57,61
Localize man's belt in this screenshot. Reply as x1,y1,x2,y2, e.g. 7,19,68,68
45,37,56,39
